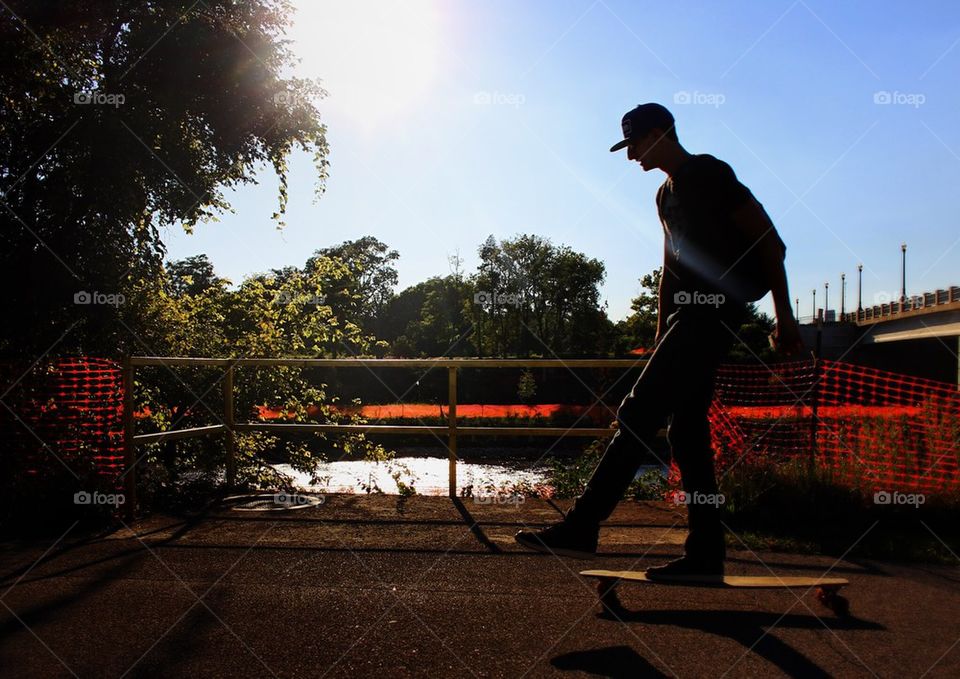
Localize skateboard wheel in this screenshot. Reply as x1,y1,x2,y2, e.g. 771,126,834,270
815,586,850,617
830,594,850,617
596,578,623,616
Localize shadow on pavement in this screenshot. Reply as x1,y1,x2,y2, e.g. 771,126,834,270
451,497,503,553
551,645,668,678
585,606,884,678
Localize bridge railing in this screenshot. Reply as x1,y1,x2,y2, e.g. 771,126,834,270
121,356,648,514
838,286,960,324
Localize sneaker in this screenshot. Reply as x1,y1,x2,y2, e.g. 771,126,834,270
514,520,599,559
645,555,724,581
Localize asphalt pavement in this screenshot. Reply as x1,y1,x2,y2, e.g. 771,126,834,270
1,494,958,678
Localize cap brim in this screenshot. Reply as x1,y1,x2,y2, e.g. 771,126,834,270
609,139,630,152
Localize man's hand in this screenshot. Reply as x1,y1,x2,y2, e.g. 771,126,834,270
768,317,805,356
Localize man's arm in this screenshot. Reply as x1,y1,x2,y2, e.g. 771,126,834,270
730,198,805,355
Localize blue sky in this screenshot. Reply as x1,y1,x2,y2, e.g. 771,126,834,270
164,0,960,322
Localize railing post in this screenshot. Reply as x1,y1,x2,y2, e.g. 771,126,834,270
448,366,457,497
224,363,236,487
122,356,136,521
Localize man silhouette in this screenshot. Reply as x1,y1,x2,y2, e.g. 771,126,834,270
516,103,804,576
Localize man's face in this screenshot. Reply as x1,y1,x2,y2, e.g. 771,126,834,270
625,128,665,171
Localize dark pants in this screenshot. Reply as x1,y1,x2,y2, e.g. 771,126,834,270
566,302,746,561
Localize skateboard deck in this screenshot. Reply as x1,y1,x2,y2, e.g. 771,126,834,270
581,569,851,616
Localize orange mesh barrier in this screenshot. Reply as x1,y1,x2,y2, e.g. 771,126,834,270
3,357,957,500
1,357,124,485
706,359,960,496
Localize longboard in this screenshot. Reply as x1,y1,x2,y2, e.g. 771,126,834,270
581,569,851,617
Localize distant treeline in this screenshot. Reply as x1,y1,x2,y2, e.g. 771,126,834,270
155,234,776,363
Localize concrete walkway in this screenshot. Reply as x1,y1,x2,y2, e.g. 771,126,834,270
1,495,958,677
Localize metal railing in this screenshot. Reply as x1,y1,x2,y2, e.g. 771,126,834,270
122,356,648,514
840,286,960,324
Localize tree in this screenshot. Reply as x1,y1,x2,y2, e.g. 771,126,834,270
308,236,400,334
0,1,329,356
379,276,474,357
471,234,609,357
167,255,228,298
127,250,388,493
615,266,779,361
726,305,778,363
615,267,662,354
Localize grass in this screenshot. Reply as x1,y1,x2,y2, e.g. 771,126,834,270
545,442,960,564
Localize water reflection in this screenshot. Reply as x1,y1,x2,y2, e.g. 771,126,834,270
274,456,551,495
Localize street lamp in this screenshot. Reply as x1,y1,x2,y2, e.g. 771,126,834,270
857,264,863,313
795,297,800,319
840,273,846,318
900,243,907,306
824,281,829,321
812,288,817,321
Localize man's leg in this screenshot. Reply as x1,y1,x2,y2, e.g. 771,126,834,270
665,392,725,567
515,310,690,557
645,309,740,576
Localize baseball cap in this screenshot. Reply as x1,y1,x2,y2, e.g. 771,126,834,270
609,103,675,152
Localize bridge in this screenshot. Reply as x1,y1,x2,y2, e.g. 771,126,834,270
840,286,960,342
799,285,960,386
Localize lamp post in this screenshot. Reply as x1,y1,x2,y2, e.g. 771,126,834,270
795,297,800,319
840,273,846,319
900,243,907,306
857,263,863,313
824,281,829,321
812,288,817,321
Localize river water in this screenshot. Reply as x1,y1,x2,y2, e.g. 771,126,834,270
274,454,551,495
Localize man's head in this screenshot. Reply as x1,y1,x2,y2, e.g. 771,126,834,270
609,103,679,171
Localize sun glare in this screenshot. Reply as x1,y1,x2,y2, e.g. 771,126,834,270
291,0,445,131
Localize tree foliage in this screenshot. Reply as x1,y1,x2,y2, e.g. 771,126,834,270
129,248,389,496
470,234,612,357
0,0,328,356
615,267,661,354
616,266,778,360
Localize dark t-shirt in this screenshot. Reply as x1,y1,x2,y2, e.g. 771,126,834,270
657,154,784,305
